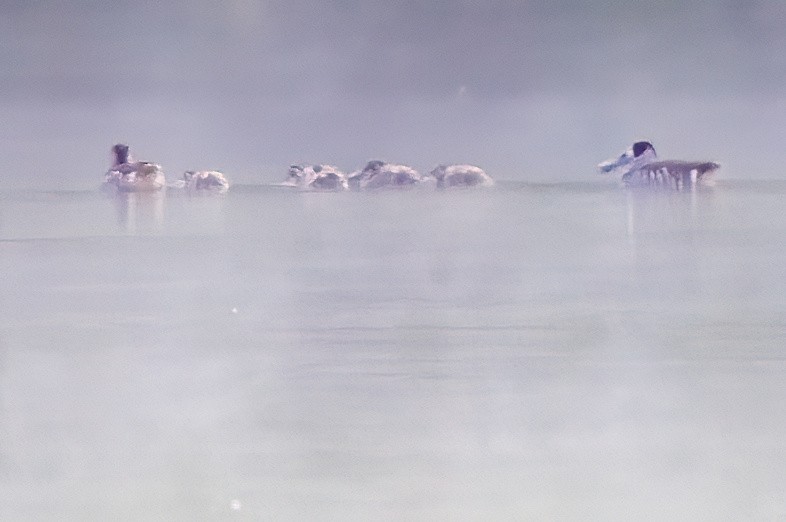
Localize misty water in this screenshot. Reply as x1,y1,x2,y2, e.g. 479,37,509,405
2,181,786,520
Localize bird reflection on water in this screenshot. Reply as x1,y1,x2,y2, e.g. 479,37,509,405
112,191,165,235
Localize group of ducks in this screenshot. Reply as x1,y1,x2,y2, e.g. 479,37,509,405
102,141,720,193
282,160,495,191
103,144,230,193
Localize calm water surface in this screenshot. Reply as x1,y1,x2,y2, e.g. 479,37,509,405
2,181,786,520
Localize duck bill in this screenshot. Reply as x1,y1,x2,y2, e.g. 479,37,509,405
597,149,634,174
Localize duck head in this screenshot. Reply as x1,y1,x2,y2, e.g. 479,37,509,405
598,141,656,174
112,143,130,166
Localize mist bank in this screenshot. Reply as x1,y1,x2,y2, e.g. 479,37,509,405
1,1,785,189
1,92,783,191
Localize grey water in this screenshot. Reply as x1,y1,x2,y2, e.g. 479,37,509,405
2,181,786,520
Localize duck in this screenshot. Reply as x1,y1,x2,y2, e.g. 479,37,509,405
104,143,166,192
430,164,494,188
179,170,230,192
285,164,348,190
598,141,720,188
347,160,424,190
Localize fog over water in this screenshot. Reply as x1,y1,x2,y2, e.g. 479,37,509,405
3,183,786,520
2,2,786,521
2,1,786,188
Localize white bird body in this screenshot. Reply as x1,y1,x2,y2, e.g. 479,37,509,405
430,164,493,188
348,160,424,190
285,164,348,190
180,170,230,192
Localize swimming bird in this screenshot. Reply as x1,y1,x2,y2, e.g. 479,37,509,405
180,170,230,192
285,164,348,190
430,164,494,188
598,141,719,188
347,160,424,190
104,143,165,192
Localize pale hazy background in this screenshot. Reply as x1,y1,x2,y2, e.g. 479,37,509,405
2,0,786,189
